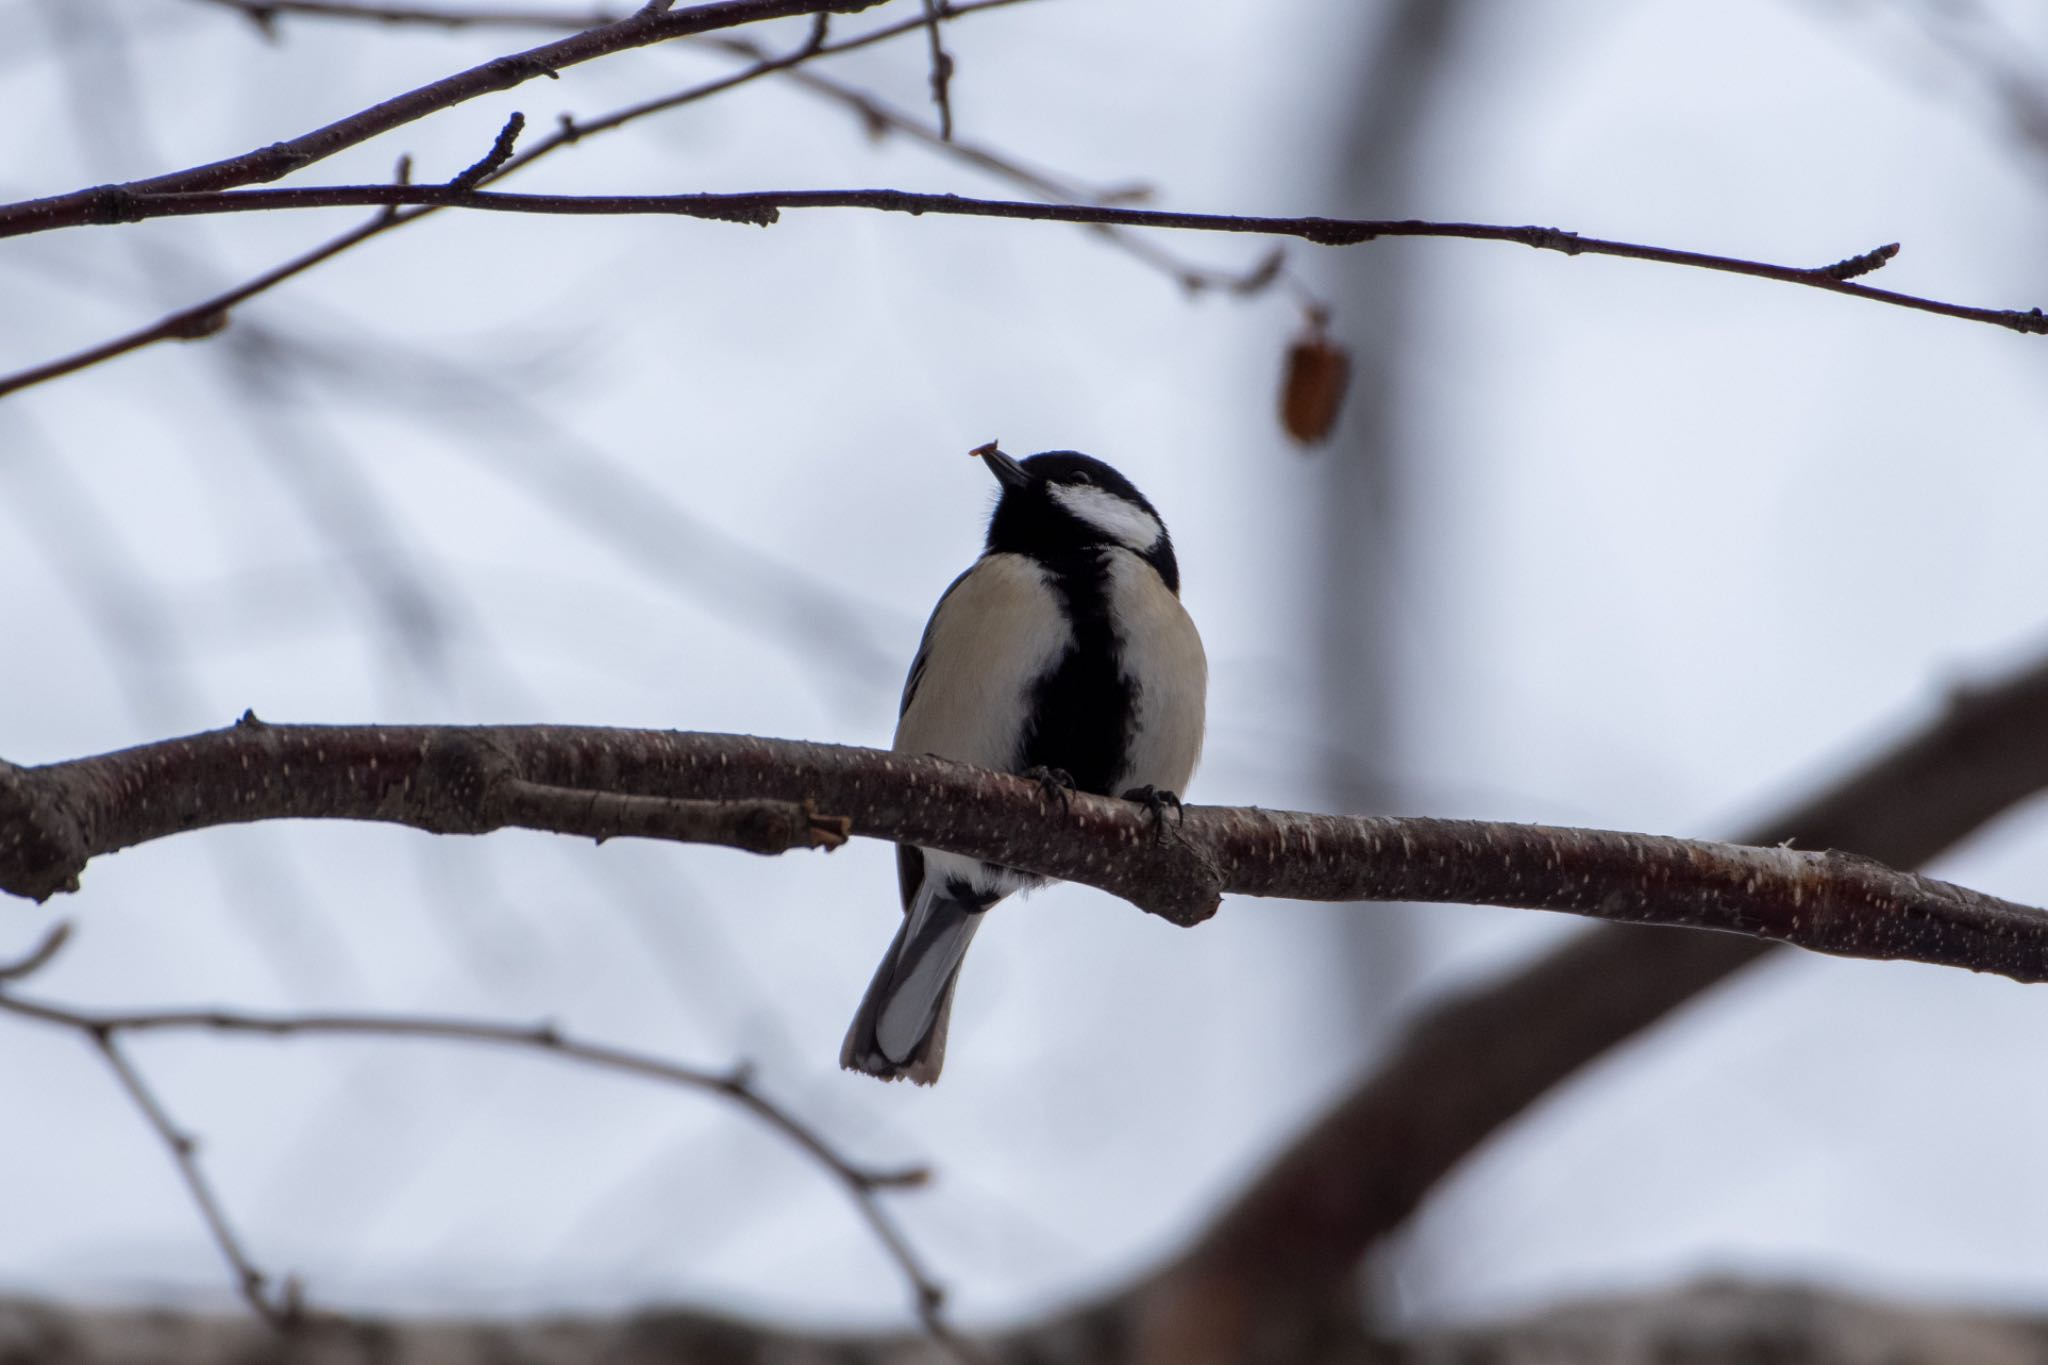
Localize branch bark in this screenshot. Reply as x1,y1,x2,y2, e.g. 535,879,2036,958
6,717,2048,987
4,1278,2043,1365
0,0,1268,403
0,0,883,235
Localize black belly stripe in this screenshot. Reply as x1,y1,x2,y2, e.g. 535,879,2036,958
1021,549,1133,796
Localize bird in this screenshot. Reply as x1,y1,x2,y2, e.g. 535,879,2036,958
840,443,1207,1084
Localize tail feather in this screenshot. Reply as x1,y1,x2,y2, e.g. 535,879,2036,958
841,880,986,1085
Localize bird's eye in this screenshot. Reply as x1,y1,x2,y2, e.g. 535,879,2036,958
1070,472,1094,487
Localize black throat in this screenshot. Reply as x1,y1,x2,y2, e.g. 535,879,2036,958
1020,547,1133,797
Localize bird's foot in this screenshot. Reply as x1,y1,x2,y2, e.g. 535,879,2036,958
1023,766,1076,812
1122,785,1184,837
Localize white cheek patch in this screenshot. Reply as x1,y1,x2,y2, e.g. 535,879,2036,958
1048,483,1163,551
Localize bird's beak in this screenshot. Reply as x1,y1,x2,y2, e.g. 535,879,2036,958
971,441,1031,491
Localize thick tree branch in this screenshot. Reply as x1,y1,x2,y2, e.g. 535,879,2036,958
8,184,2041,332
1398,1279,2048,1365
2,1277,2042,1364
6,717,2048,987
1121,647,2048,1362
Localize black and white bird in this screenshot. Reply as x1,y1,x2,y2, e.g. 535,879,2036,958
841,444,1207,1084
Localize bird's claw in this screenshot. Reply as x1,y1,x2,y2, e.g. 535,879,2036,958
1023,766,1076,812
1122,785,1184,837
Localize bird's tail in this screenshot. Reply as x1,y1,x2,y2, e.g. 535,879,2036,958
840,879,987,1085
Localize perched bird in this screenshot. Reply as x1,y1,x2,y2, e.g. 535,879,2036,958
841,444,1207,1084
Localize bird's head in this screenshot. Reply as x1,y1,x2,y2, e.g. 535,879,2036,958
974,443,1180,592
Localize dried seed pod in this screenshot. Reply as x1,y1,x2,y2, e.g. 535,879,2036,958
1280,314,1349,447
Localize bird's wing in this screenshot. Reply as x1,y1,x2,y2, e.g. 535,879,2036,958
892,553,1071,911
898,566,974,718
894,553,1069,766
895,569,975,914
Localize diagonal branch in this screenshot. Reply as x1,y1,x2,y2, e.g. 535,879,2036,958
89,1032,295,1326
186,0,1286,295
0,213,374,399
11,183,2042,333
7,717,2048,985
0,969,977,1348
1117,645,2048,1361
0,0,1073,401
0,0,883,235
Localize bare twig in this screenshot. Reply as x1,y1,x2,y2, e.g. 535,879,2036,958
192,0,1276,295
446,110,525,189
0,0,1056,400
739,55,1288,294
90,1028,295,1327
1819,240,1900,280
18,185,2041,332
0,920,71,980
0,983,971,1342
8,721,2048,984
0,0,882,231
0,216,379,398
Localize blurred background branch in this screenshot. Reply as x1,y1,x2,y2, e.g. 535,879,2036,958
4,1277,2045,1363
0,923,963,1345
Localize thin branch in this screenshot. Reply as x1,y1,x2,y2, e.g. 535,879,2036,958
446,109,525,189
0,0,1054,401
0,981,975,1345
0,215,377,399
192,0,1277,294
0,920,71,980
0,0,883,231
8,720,2048,985
1820,239,1900,280
92,1032,294,1326
19,184,2042,332
742,54,1289,295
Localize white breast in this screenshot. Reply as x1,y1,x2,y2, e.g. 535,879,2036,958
894,553,1070,898
1103,550,1208,797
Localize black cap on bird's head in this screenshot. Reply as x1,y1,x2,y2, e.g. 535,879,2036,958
971,442,1181,592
